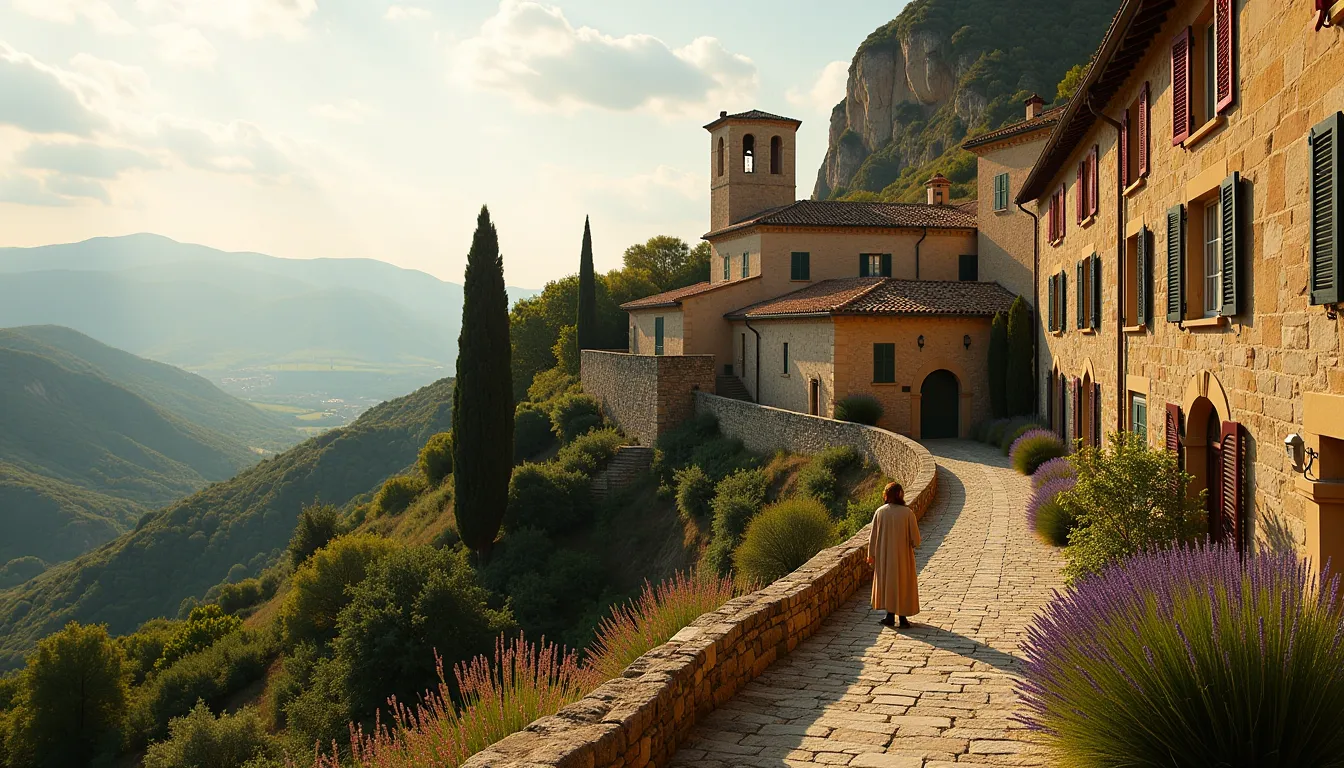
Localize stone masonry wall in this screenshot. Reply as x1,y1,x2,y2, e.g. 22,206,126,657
461,396,938,768
581,350,717,447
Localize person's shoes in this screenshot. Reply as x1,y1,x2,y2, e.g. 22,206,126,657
899,616,912,628
879,615,896,627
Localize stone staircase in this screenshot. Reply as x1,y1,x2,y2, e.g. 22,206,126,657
590,446,653,501
715,375,753,402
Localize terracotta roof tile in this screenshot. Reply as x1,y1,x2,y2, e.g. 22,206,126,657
619,277,760,310
727,278,1018,319
706,200,976,239
703,109,802,130
961,105,1066,150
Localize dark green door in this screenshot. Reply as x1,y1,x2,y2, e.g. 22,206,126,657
920,369,959,439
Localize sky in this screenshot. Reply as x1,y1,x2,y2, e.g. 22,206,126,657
0,0,904,287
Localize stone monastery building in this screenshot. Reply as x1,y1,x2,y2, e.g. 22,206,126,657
587,0,1344,575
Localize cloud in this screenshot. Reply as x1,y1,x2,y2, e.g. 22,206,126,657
11,0,135,35
453,0,756,115
0,43,105,135
309,100,373,123
385,4,430,21
150,24,218,68
43,172,111,202
18,141,161,178
787,60,849,113
155,117,302,180
134,0,317,39
0,173,75,205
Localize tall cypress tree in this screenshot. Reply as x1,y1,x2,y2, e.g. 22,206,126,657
576,216,598,352
988,311,1008,419
1005,296,1035,417
453,206,513,560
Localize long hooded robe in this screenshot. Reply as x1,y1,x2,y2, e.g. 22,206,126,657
869,502,921,616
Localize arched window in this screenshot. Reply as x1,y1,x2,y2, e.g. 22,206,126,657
716,137,724,177
770,136,782,174
743,134,755,173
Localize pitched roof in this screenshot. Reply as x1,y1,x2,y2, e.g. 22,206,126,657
961,105,1067,150
1017,0,1178,203
705,200,976,239
726,278,1018,319
619,277,759,311
703,109,802,131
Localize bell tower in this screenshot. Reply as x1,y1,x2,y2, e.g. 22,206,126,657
706,110,801,233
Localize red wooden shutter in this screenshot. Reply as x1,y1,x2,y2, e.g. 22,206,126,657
1048,194,1056,242
1215,0,1235,113
1076,164,1084,223
1090,145,1100,218
1139,82,1150,176
1073,377,1082,445
1164,403,1182,454
1172,29,1194,145
1093,383,1102,447
1061,187,1067,238
1120,110,1130,188
1219,421,1243,551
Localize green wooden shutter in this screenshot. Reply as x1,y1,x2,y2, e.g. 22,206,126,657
1137,226,1150,326
1076,260,1085,329
1310,112,1342,305
1166,205,1185,322
1047,275,1056,331
1060,270,1068,333
880,253,892,277
1220,172,1241,316
1091,253,1102,329
859,254,869,277
654,317,664,356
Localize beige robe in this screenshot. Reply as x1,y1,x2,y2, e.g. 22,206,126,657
869,503,921,616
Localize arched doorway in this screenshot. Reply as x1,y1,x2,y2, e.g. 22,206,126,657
1187,395,1240,549
920,369,959,439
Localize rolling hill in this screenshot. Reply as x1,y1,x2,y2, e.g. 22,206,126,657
0,376,454,670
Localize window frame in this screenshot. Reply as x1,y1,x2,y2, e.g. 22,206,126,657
860,253,892,278
1131,392,1148,444
1202,197,1224,317
741,251,750,279
872,343,896,384
993,173,1010,211
722,254,730,281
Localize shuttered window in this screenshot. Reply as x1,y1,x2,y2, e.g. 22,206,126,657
1121,112,1130,188
654,317,665,356
1171,28,1194,145
1139,82,1150,176
1076,260,1086,329
741,252,750,278
1089,146,1100,218
1047,275,1057,331
791,252,811,281
1093,383,1102,447
994,173,1010,211
1219,173,1241,316
1137,226,1151,326
1310,112,1342,305
873,343,895,384
1090,252,1102,330
1166,204,1186,322
1076,162,1085,224
1218,421,1244,551
1073,378,1082,447
722,255,730,280
1059,270,1068,334
859,253,892,277
1214,0,1235,113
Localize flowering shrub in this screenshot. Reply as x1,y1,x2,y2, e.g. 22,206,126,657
1030,457,1073,489
1027,476,1076,546
1008,429,1065,475
1019,545,1344,766
996,417,1040,451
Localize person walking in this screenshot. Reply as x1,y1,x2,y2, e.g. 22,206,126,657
868,482,921,628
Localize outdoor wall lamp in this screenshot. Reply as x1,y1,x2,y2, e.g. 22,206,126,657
963,334,972,350
917,335,925,350
1284,433,1320,480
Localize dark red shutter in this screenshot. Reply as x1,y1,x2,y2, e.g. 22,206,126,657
1172,29,1194,145
1139,82,1151,176
1165,403,1182,454
1215,0,1235,113
1093,383,1102,447
1120,110,1130,188
1076,164,1084,223
1219,421,1243,551
1073,377,1082,445
1090,146,1100,218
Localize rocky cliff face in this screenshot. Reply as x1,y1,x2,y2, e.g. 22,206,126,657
813,0,1116,202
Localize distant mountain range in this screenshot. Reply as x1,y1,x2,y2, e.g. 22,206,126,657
0,326,300,571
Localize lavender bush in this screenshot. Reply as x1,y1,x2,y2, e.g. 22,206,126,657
1009,430,1065,475
1031,457,1073,490
1020,545,1344,766
1027,474,1076,546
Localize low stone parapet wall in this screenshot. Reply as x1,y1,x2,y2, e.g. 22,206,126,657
580,350,716,447
462,395,938,768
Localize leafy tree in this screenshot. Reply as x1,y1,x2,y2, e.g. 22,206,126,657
1056,63,1087,103
553,324,580,377
622,236,710,290
988,311,1009,419
1006,296,1035,416
454,206,514,560
143,702,279,768
418,431,454,486
287,501,342,569
5,622,127,768
156,604,241,670
576,216,598,352
373,474,425,517
280,534,400,647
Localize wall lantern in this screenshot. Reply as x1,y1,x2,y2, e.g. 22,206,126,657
1284,433,1320,479
963,334,972,350
917,335,925,350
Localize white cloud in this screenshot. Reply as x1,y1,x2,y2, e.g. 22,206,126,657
309,100,372,123
787,60,849,113
0,43,106,135
453,0,756,116
150,24,218,68
384,4,430,21
44,172,111,202
154,117,302,180
18,140,161,178
135,0,317,39
11,0,135,35
0,172,76,205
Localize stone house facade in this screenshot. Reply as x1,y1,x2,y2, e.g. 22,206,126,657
1016,0,1344,570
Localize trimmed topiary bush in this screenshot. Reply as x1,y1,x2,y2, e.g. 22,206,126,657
550,393,603,443
674,465,715,521
1020,545,1344,766
834,394,884,426
1009,429,1066,475
733,499,836,585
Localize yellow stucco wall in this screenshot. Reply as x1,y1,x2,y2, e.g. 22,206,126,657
974,135,1049,302
729,318,836,415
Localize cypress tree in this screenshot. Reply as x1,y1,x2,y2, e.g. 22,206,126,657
1006,296,1035,416
453,206,513,560
988,311,1009,419
576,216,598,352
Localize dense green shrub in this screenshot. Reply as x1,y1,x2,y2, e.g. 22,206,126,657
555,428,624,476
837,484,887,540
503,550,605,644
374,474,425,517
1010,430,1066,475
674,465,715,521
653,413,720,482
143,702,279,768
505,463,591,534
156,604,242,670
550,393,603,443
280,534,400,647
418,431,455,486
734,499,836,585
287,501,343,568
796,447,861,515
988,311,1008,419
1006,297,1034,416
514,406,556,462
833,394,883,426
1034,491,1076,547
688,436,749,481
276,653,349,755
526,367,578,404
211,578,265,615
709,469,771,543
1060,432,1206,583
478,527,553,594
261,641,318,731
120,618,181,685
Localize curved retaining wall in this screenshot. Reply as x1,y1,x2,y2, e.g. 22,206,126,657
462,395,938,768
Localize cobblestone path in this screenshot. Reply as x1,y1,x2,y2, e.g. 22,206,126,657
670,440,1065,767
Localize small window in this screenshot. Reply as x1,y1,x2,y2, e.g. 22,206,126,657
717,137,724,177
741,252,750,278
770,135,782,174
1202,198,1223,316
860,253,891,277
654,317,664,356
781,342,789,374
1131,393,1148,443
873,343,895,384
1124,227,1152,327
743,134,755,173
993,173,1010,211
790,252,810,281
958,254,978,281
722,255,730,280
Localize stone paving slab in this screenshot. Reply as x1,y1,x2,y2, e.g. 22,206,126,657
670,441,1065,767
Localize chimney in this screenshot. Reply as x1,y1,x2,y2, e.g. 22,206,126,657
925,173,951,205
720,110,728,118
1025,93,1045,120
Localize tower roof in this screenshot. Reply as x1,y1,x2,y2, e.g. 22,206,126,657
704,109,802,131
